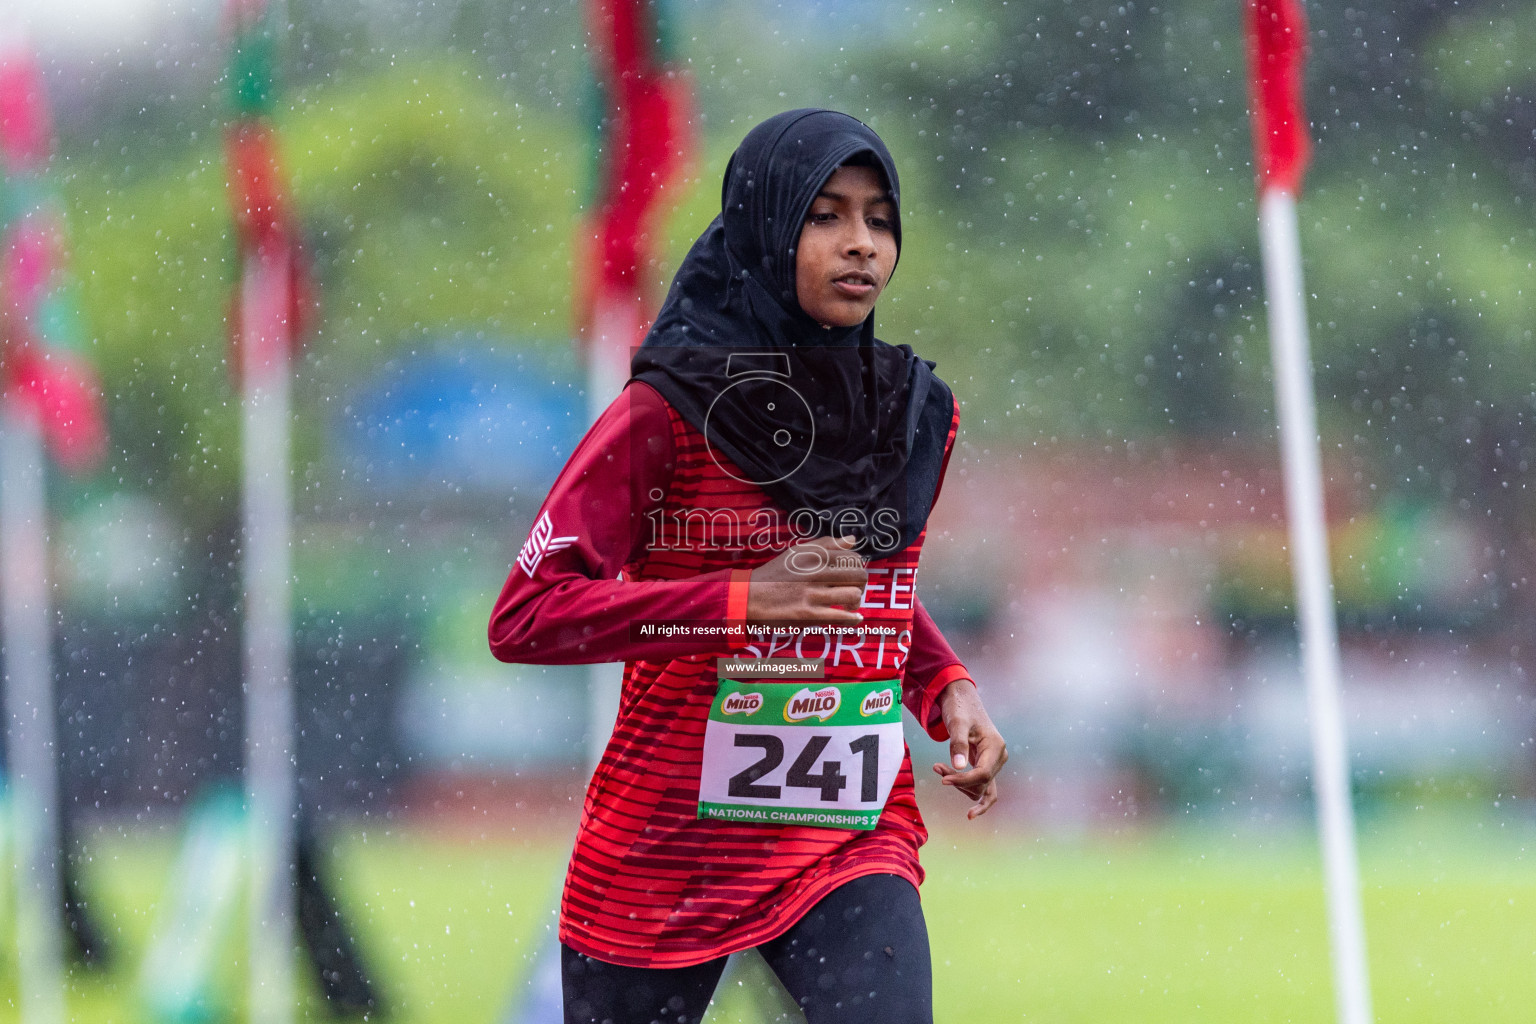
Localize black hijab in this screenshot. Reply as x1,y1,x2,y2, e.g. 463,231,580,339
630,108,954,557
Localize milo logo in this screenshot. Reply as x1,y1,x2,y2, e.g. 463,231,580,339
860,688,895,717
721,692,764,716
784,686,841,723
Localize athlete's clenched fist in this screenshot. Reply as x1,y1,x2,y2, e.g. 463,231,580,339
746,535,867,625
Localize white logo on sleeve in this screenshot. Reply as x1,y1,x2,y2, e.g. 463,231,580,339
517,511,579,576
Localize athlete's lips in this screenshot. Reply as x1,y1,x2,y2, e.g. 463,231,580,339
830,270,878,297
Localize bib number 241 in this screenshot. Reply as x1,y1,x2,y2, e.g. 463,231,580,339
728,733,881,803
698,678,903,831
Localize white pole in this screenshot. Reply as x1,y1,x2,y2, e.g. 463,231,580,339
1258,188,1373,1024
0,404,65,1024
508,302,634,1024
241,250,296,1024
584,297,636,770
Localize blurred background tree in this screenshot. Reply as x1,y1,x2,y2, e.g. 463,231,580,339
28,0,1536,811
50,0,1536,514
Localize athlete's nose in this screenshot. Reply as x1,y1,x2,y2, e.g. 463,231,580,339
845,217,877,258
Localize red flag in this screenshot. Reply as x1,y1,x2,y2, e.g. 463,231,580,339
0,39,107,473
225,122,295,256
0,220,106,470
5,346,105,473
2,219,57,316
0,49,50,172
578,0,693,350
223,122,311,378
1245,0,1311,196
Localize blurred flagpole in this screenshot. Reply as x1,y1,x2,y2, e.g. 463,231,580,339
0,24,108,1023
224,0,308,1019
1244,3,1372,1022
576,0,693,766
0,408,64,1024
0,32,63,1024
502,6,692,1023
238,245,295,1024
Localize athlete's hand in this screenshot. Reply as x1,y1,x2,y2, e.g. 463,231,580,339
746,535,867,625
932,680,1008,819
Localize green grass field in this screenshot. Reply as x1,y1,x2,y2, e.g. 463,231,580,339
18,804,1536,1023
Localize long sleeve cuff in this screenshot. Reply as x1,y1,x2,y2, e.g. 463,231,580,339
726,569,752,650
918,664,975,741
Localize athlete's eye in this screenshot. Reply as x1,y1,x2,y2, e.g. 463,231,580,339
807,210,835,224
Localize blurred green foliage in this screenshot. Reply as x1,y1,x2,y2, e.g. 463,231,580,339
38,0,1536,621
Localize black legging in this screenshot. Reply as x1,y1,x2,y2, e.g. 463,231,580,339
561,873,932,1024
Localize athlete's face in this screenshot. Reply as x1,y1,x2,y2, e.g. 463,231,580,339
793,164,897,329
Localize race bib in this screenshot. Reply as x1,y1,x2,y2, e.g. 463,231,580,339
698,678,904,831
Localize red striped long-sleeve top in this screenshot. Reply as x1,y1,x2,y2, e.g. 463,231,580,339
489,380,973,967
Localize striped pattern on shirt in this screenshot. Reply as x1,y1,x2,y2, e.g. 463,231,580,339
559,392,960,968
